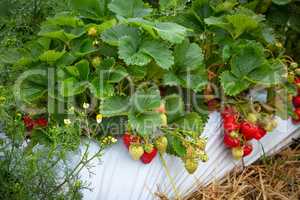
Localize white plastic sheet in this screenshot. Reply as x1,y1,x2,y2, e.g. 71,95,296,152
80,112,300,200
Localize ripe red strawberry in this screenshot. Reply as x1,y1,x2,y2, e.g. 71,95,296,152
243,144,253,157
254,127,266,140
122,133,140,149
223,122,240,134
293,96,300,107
141,148,157,164
240,122,259,140
35,117,48,127
223,114,237,124
23,115,35,131
295,77,300,88
293,108,300,120
223,134,240,148
122,133,131,148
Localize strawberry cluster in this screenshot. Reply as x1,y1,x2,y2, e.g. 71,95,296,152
22,115,48,131
221,106,273,160
286,62,300,124
121,102,169,164
292,77,300,124
122,133,167,164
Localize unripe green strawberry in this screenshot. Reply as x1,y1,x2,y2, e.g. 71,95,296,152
144,143,154,153
264,122,274,132
129,145,144,160
271,119,278,128
291,62,298,69
287,72,295,83
231,147,243,160
288,94,293,102
200,152,208,162
160,113,168,127
88,27,97,37
155,136,168,154
246,113,258,124
184,159,198,174
92,56,101,67
275,42,283,48
296,68,300,76
196,138,206,150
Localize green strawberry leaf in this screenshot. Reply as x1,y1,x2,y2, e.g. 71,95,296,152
192,0,214,21
164,94,185,122
39,24,85,42
106,65,128,83
118,36,151,66
21,83,47,102
247,59,286,86
126,18,157,38
163,71,182,86
75,59,90,80
130,86,161,112
128,111,161,136
90,78,115,98
60,77,88,97
174,40,204,71
178,69,208,92
154,22,188,44
39,50,65,64
226,14,259,38
174,112,204,137
220,71,251,96
71,38,98,57
140,40,174,70
166,135,186,157
101,24,140,46
211,0,238,13
108,0,152,18
100,96,130,116
230,41,265,77
70,0,112,20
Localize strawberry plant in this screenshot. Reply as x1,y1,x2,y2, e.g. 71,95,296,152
3,0,209,173
1,0,299,171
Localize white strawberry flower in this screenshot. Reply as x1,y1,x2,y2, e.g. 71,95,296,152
64,119,71,125
83,103,90,109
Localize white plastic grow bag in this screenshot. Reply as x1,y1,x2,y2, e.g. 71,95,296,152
79,111,300,200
